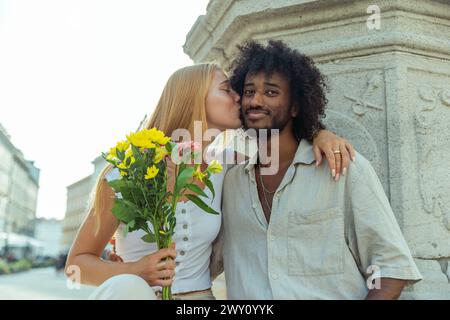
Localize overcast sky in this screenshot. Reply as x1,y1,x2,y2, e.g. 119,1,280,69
0,0,209,220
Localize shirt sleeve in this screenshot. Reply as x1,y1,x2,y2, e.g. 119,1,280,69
346,154,423,286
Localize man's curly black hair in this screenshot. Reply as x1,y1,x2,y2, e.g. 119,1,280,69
229,40,328,142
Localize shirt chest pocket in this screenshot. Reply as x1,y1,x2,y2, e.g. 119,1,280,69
287,207,345,276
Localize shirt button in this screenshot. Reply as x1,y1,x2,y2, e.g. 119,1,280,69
183,224,188,229
181,209,186,214
272,273,279,280
252,203,257,209
180,251,185,256
270,235,276,241
183,236,188,241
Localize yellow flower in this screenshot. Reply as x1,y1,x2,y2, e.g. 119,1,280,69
145,165,159,180
148,128,171,145
125,148,133,157
193,166,207,182
207,160,222,174
154,147,168,164
117,155,135,169
119,170,128,177
108,140,130,158
126,131,156,149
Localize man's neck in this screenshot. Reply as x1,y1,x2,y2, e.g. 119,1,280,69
254,127,299,224
257,127,299,169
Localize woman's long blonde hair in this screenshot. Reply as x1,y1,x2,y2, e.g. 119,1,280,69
88,63,221,232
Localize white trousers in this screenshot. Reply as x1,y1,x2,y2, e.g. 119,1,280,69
89,274,215,300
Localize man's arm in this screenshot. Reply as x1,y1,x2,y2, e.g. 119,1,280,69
365,278,407,300
345,154,423,299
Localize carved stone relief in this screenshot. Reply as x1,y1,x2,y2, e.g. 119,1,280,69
414,82,450,231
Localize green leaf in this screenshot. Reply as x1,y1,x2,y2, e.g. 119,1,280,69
142,207,150,219
131,145,141,158
117,149,125,161
204,179,215,200
185,183,208,198
121,199,143,213
126,218,142,234
134,218,150,233
107,179,125,192
108,179,144,203
165,142,174,153
111,200,139,224
175,166,195,193
104,158,117,166
185,194,219,215
141,233,156,243
178,163,186,175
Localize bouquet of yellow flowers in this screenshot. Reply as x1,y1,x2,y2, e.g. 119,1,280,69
102,128,222,300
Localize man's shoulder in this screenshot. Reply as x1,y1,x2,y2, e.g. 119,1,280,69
346,150,377,182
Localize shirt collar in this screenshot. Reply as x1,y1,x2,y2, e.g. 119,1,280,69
244,138,315,173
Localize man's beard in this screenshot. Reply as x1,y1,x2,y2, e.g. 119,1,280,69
240,106,292,139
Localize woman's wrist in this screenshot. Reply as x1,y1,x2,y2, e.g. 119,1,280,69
311,123,329,140
103,258,138,276
126,260,139,276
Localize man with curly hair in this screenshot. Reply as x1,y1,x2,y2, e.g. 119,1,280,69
219,40,422,299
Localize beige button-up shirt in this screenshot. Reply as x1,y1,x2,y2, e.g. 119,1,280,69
218,139,422,299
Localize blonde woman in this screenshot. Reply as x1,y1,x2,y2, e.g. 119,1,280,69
66,63,355,300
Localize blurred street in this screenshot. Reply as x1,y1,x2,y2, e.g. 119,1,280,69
0,267,227,300
0,267,95,299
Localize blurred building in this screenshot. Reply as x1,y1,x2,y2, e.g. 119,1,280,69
34,217,63,257
60,156,107,253
0,123,40,238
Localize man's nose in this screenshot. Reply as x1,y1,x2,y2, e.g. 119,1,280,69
250,91,264,107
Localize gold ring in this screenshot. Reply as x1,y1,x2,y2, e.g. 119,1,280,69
333,150,341,154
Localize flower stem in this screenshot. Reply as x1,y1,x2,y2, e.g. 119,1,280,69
162,285,171,300
160,236,173,300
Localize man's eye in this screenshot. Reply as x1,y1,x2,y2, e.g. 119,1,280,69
266,90,278,96
243,90,254,95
